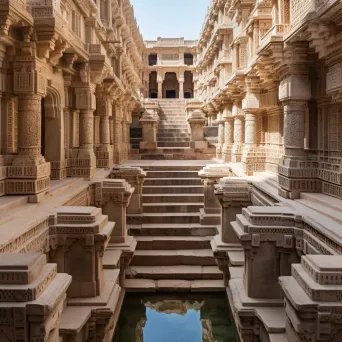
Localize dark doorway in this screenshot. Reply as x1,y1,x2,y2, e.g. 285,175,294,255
184,53,194,65
151,92,158,99
166,90,176,98
184,92,192,99
148,54,157,66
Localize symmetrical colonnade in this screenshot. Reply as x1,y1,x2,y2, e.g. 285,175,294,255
197,0,342,201
0,0,144,199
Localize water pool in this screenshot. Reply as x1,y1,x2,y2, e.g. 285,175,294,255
113,293,239,342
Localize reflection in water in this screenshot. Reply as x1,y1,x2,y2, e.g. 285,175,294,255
113,294,239,342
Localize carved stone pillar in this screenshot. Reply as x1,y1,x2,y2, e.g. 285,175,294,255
113,119,122,164
69,86,96,178
179,80,184,99
241,110,263,175
96,91,113,169
198,164,233,225
113,100,123,164
139,109,159,149
217,112,225,159
223,118,234,162
278,57,320,198
0,253,71,342
157,74,163,99
232,115,244,162
6,93,51,199
187,109,208,149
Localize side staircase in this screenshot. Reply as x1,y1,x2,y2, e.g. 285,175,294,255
136,99,215,160
125,166,224,292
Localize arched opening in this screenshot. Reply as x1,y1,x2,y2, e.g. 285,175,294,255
162,72,179,99
149,71,158,98
184,71,194,99
42,86,65,179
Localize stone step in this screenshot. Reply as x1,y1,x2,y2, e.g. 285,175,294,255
128,224,218,237
159,125,189,129
127,265,222,280
142,213,200,224
124,279,225,292
157,142,190,147
146,170,200,178
135,236,211,250
140,148,192,154
158,128,189,134
131,249,216,266
143,193,204,203
143,202,203,213
157,135,190,140
144,177,201,185
143,185,203,194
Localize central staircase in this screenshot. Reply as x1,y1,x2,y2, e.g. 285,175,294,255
137,99,215,160
125,165,224,292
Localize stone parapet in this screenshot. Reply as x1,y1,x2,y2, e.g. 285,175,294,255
139,109,159,149
110,166,147,214
280,255,342,342
211,176,251,285
198,164,234,225
187,109,208,149
0,252,71,341
92,179,134,243
49,206,113,298
48,206,125,341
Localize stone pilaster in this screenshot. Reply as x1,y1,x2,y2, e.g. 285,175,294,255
0,253,71,342
187,109,208,149
280,255,342,342
69,85,96,178
110,166,147,214
198,164,234,225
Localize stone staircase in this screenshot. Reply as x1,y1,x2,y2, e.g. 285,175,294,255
125,166,224,292
137,99,215,160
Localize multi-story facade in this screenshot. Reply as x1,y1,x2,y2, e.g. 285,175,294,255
197,0,342,202
144,37,197,99
0,0,144,198
0,1,342,342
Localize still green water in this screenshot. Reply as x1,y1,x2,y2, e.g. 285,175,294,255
113,294,239,342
